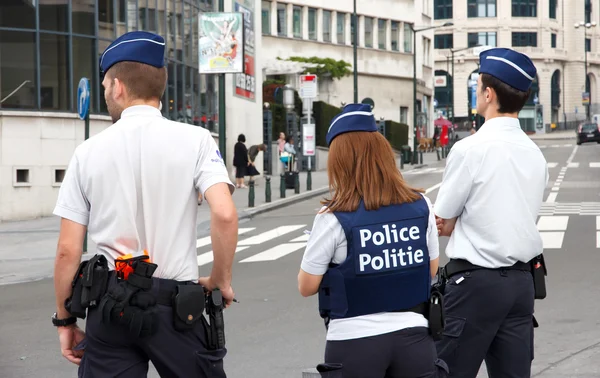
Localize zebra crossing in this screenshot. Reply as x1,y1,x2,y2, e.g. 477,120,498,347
546,162,600,168
537,215,600,249
537,144,574,149
403,167,445,175
401,162,599,176
538,202,600,216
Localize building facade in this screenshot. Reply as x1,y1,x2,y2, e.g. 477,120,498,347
0,0,263,221
260,0,441,141
433,0,600,132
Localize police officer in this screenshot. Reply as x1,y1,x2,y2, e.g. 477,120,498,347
298,104,448,378
434,48,548,377
51,31,238,377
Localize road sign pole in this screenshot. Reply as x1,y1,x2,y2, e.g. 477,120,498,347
77,77,91,254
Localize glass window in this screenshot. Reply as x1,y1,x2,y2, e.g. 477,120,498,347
391,21,399,51
277,3,287,37
512,0,537,17
351,14,359,46
262,1,271,35
192,11,199,67
434,34,453,49
378,19,386,49
549,0,557,19
468,0,496,18
39,1,69,32
98,39,111,114
337,12,346,44
586,38,591,52
72,37,98,113
167,62,177,120
0,1,36,29
117,0,127,23
40,34,70,111
176,63,187,123
551,33,557,48
364,17,373,48
99,0,116,39
308,8,317,40
404,23,413,53
127,0,138,31
73,0,96,35
585,0,592,24
0,31,37,109
434,0,453,20
468,32,496,47
511,32,537,47
323,10,332,42
138,0,148,31
293,6,302,38
184,3,193,63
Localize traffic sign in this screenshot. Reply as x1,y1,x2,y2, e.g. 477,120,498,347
299,74,318,99
302,123,316,156
77,77,90,120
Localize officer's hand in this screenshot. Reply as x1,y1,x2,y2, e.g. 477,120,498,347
57,324,85,365
437,217,457,237
198,276,236,308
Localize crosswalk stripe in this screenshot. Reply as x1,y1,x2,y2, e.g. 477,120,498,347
540,232,564,249
597,216,600,230
197,246,250,266
567,162,579,168
590,162,600,168
290,234,310,242
196,227,255,248
537,216,569,231
240,242,307,263
597,232,600,248
547,162,558,168
238,225,306,245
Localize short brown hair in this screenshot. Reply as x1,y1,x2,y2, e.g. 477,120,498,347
322,131,423,213
107,61,167,100
480,73,531,114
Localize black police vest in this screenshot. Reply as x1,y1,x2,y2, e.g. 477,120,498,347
318,197,431,320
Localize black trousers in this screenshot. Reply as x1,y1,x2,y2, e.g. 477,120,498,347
435,269,535,378
324,327,449,378
78,276,227,378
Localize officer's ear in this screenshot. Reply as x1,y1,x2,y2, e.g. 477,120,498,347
112,78,126,100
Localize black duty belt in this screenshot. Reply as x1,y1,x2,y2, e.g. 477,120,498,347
394,302,428,316
154,279,198,307
445,258,531,278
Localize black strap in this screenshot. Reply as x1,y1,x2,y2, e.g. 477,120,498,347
445,258,531,278
393,302,428,316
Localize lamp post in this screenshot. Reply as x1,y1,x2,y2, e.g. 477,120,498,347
353,0,358,103
574,21,596,119
411,22,453,164
281,84,296,198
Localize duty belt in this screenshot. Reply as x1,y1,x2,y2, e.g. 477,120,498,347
444,258,531,278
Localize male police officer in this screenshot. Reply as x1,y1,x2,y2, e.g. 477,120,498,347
51,31,237,377
434,48,548,377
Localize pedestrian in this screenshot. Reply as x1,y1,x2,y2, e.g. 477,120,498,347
246,143,265,183
51,31,237,377
233,133,249,188
434,47,548,377
298,103,449,378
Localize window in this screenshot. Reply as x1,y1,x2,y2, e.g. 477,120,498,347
434,34,453,49
15,169,30,185
391,21,400,51
40,1,69,32
40,34,70,111
262,1,271,35
512,32,537,47
512,0,537,17
0,31,37,110
551,33,557,48
400,107,409,124
337,13,346,44
365,17,374,48
404,23,413,53
99,0,116,38
293,6,302,38
549,0,557,19
73,37,98,113
423,37,431,66
434,0,453,19
351,14,359,46
468,0,496,18
54,169,66,185
277,3,287,37
378,19,387,49
585,0,592,24
586,38,591,52
0,0,36,29
468,32,496,47
308,8,317,40
323,10,332,42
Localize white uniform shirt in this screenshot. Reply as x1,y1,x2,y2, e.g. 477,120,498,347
434,117,548,268
300,194,439,341
54,105,233,281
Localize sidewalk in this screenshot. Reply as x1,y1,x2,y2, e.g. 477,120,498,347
529,130,576,140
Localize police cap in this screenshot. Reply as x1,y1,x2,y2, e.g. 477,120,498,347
99,31,166,76
326,103,378,146
479,47,537,92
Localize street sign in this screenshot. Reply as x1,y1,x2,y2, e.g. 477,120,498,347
77,77,90,120
299,74,318,99
302,123,316,156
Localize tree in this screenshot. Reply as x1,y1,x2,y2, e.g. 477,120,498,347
276,56,352,80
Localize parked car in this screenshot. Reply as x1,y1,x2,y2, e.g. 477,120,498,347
576,122,600,145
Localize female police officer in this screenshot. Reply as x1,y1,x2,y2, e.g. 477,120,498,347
298,104,448,378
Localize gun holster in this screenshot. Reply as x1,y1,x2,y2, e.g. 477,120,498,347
530,254,547,300
64,254,109,319
172,284,205,332
204,289,226,350
316,363,343,378
428,288,445,341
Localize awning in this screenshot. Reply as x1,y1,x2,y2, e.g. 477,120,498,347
262,59,321,76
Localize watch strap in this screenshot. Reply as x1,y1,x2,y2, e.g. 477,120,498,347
52,313,77,327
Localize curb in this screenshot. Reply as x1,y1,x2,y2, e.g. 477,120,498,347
530,136,576,141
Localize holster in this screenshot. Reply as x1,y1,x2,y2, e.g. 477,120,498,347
316,363,343,378
64,254,109,319
172,284,205,332
530,254,547,300
428,287,445,341
205,289,226,350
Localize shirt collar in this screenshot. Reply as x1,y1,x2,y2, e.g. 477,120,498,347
120,105,162,119
478,116,521,132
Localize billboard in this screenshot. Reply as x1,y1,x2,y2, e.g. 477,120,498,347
232,0,256,101
198,12,245,74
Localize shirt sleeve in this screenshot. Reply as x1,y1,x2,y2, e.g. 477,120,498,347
194,132,235,195
423,195,440,260
53,153,90,226
434,145,473,219
300,210,339,275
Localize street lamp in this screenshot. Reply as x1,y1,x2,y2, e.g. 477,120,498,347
574,21,596,119
283,84,295,110
411,21,453,164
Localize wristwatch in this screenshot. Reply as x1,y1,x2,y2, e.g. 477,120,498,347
52,313,77,327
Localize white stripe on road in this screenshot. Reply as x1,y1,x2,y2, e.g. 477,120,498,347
597,216,600,230
567,162,579,168
290,234,310,242
197,246,250,266
547,162,558,168
240,242,308,263
238,225,306,245
540,232,565,249
425,182,443,194
196,227,255,248
537,216,569,231
590,162,600,168
546,193,558,203
597,232,600,248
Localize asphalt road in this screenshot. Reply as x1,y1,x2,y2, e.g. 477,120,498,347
1,139,600,377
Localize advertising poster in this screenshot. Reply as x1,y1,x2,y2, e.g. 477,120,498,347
198,12,244,74
233,0,256,101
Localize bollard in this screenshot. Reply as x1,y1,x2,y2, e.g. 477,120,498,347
265,176,271,203
294,172,300,194
436,148,441,161
248,180,255,207
307,169,312,191
441,147,445,159
280,174,286,198
400,154,404,170
419,151,423,165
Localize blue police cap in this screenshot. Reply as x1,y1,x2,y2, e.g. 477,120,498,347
326,103,378,146
479,48,536,92
100,31,166,76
